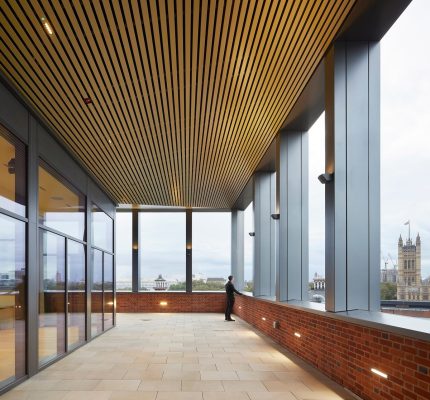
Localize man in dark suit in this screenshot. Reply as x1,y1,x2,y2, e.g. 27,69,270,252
225,275,242,321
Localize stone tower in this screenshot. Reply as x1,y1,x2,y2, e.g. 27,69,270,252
397,233,422,300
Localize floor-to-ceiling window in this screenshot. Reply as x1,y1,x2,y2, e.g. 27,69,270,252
192,212,231,291
139,212,186,291
38,162,86,365
0,126,26,389
243,202,254,292
115,212,132,291
91,206,114,336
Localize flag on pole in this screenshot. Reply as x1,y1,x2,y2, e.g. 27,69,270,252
404,220,410,225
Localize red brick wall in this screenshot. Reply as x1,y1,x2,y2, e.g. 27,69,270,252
116,292,226,313
233,295,430,400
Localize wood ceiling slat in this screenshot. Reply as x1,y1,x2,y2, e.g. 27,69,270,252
0,0,356,208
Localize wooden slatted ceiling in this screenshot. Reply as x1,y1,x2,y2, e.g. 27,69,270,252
0,0,356,208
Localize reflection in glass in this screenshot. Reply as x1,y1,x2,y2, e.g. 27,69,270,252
91,249,103,337
104,254,114,329
38,164,85,241
192,212,231,291
139,213,186,291
115,212,132,291
0,126,26,217
244,202,254,292
0,214,26,388
92,206,113,252
67,240,85,349
39,230,65,366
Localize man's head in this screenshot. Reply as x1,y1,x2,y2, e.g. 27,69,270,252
228,275,234,282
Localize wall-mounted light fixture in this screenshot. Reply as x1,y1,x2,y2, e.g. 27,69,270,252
261,317,266,321
249,232,255,237
294,332,301,338
371,368,388,379
271,213,280,220
318,173,334,184
160,301,168,306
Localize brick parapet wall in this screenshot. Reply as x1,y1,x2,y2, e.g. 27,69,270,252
233,295,430,400
116,292,226,313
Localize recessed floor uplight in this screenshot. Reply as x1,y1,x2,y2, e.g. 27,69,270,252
160,301,168,306
371,368,388,379
294,332,301,338
41,17,53,35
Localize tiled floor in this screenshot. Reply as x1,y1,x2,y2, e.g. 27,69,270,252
3,313,358,400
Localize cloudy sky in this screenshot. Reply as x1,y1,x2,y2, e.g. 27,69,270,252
116,0,430,285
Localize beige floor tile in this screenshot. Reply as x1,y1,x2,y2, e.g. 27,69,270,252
157,392,203,400
62,391,111,400
222,381,267,392
94,379,140,391
137,380,181,392
247,392,297,400
263,380,311,392
182,363,217,371
13,380,60,391
0,393,29,400
237,371,278,381
182,380,224,392
108,392,156,400
203,393,250,400
26,391,68,400
52,380,100,391
162,370,201,380
201,371,238,380
215,363,252,372
123,370,163,380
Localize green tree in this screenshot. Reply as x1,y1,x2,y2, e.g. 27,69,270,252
168,281,186,291
380,282,397,300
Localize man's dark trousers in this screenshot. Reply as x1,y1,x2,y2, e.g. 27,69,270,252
225,296,235,320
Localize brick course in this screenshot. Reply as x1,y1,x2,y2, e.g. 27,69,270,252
116,292,226,313
233,295,430,400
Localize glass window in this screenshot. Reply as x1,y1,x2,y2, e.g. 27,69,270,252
139,212,186,291
115,212,132,291
91,249,103,337
39,230,65,366
244,202,254,292
308,113,326,303
92,205,113,252
192,212,231,291
0,214,26,388
104,254,114,329
39,163,85,241
67,240,85,349
0,125,26,217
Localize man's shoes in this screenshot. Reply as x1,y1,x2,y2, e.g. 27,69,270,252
227,318,235,322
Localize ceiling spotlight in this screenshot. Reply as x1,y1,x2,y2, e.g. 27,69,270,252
318,173,334,184
41,17,53,35
84,97,93,105
108,138,112,144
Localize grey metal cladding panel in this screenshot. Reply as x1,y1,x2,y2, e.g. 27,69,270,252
0,81,29,143
88,178,115,218
37,123,88,195
368,42,381,310
301,132,309,298
287,134,303,299
333,43,347,311
346,42,369,310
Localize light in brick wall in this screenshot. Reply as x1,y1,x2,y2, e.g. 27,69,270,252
371,368,388,379
294,332,301,338
160,301,168,306
262,317,266,321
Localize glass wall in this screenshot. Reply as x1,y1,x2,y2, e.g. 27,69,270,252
38,163,87,365
308,113,326,303
139,212,186,291
0,127,26,390
115,212,132,291
0,214,26,387
192,212,231,291
39,164,85,240
243,202,254,292
91,249,103,337
90,205,114,336
67,240,86,350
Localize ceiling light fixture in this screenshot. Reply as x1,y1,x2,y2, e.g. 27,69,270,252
41,17,53,35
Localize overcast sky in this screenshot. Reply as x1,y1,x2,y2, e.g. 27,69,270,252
116,0,430,285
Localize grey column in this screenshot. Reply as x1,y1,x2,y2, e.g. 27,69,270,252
27,116,39,376
231,210,244,290
186,209,192,293
325,41,380,312
275,130,309,302
253,172,276,297
85,186,92,342
131,210,140,292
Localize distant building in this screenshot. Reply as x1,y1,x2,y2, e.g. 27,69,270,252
397,233,430,301
154,274,167,291
313,273,325,290
380,267,397,283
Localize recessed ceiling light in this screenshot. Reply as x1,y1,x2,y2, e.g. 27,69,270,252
83,97,92,105
108,138,112,144
41,17,53,35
